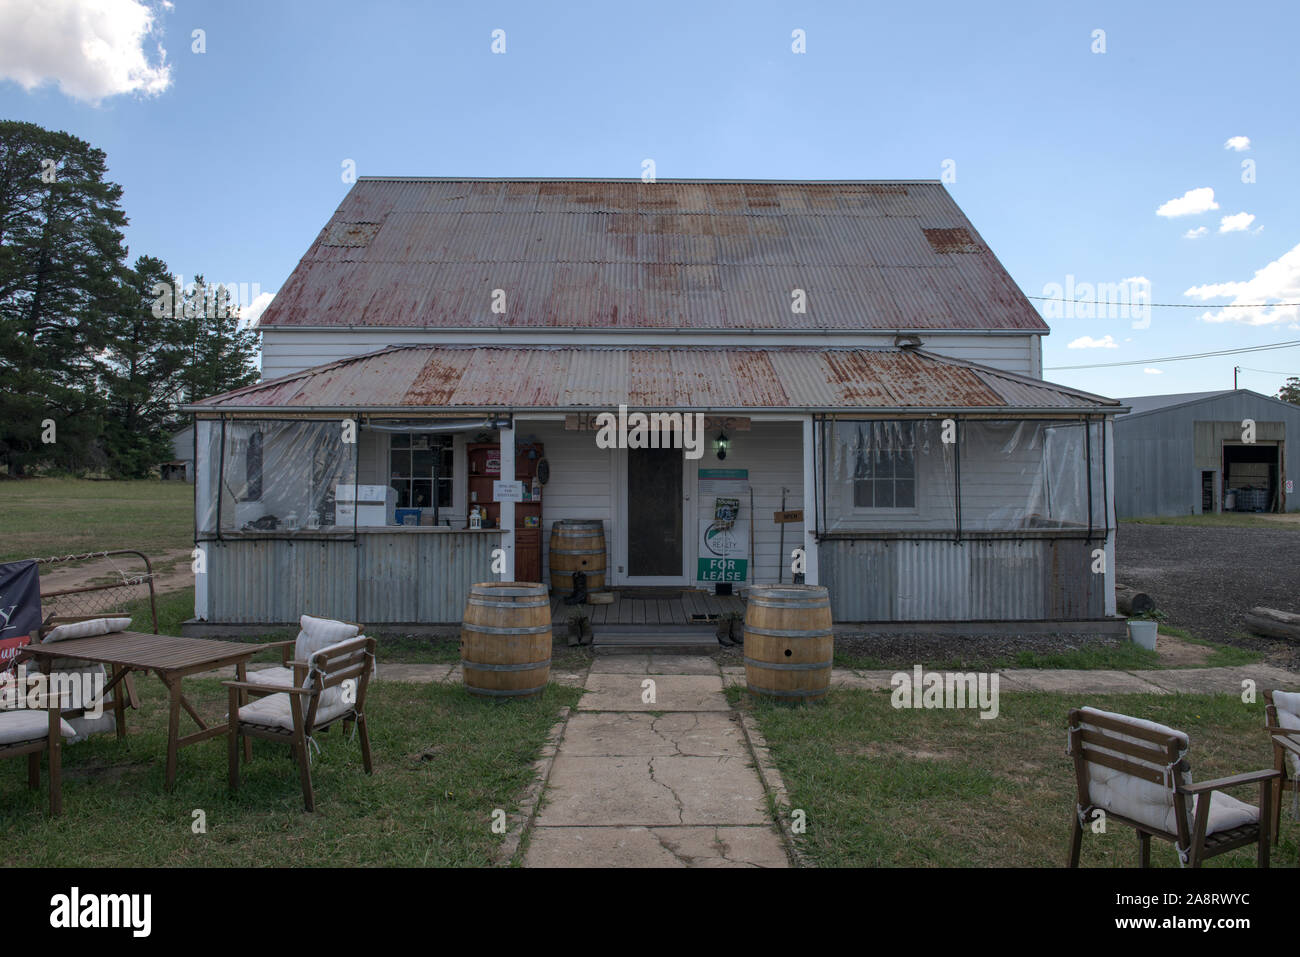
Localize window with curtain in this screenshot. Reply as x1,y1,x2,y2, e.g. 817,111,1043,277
852,421,917,509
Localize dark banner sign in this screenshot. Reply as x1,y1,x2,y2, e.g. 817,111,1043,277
0,559,42,672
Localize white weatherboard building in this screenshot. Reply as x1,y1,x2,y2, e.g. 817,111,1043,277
185,178,1123,633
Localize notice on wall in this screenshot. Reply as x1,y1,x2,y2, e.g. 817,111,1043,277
697,469,749,582
493,480,524,502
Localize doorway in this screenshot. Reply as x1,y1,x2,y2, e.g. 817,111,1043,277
626,446,684,580
1223,443,1279,512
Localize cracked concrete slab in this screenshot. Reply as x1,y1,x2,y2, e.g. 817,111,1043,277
537,754,770,827
578,673,730,711
590,655,651,674
1135,665,1298,695
562,711,747,757
525,825,788,868
996,669,1167,694
648,655,720,675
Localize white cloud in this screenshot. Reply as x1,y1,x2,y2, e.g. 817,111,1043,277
1184,226,1208,239
0,0,171,104
1219,212,1256,233
1120,275,1151,286
1143,368,1163,374
1156,187,1219,218
1183,241,1300,326
1224,136,1251,151
240,292,275,328
1067,335,1119,350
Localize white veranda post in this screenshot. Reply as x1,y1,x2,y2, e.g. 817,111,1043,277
499,423,516,581
801,416,820,586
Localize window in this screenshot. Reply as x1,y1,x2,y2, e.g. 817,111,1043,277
389,434,453,509
852,422,916,509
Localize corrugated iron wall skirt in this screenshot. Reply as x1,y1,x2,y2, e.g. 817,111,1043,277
819,537,1106,622
204,533,503,624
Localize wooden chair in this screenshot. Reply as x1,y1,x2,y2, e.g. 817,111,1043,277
1263,690,1300,845
35,614,140,740
0,686,75,815
1066,706,1279,867
224,635,375,811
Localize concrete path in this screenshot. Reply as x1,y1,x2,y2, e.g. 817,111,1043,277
523,656,791,868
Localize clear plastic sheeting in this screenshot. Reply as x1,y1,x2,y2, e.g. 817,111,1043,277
820,417,1110,536
824,420,956,532
196,419,357,539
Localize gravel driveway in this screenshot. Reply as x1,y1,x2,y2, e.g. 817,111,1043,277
1117,522,1300,665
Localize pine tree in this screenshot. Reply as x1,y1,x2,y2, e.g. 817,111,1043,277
0,120,126,474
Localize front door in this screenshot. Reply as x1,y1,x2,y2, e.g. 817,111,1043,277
626,446,684,579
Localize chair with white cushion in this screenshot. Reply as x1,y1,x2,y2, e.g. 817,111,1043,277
243,615,363,695
7,616,136,743
0,688,76,815
1264,690,1300,845
1067,706,1279,868
224,635,376,812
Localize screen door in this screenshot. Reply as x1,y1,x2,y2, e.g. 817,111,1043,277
627,446,683,577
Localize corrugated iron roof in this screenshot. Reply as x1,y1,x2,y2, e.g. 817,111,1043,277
191,346,1116,414
256,179,1047,333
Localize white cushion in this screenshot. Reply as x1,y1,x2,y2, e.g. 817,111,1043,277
1196,790,1259,835
1273,691,1300,778
1077,707,1191,834
294,616,359,662
245,666,296,689
237,691,351,732
42,617,132,643
1078,707,1262,837
0,710,76,744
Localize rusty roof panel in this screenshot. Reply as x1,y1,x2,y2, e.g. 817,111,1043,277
257,179,1046,333
193,346,1117,413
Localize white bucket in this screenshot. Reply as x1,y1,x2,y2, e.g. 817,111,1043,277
1128,619,1158,651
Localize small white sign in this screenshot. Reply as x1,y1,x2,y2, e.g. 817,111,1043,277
493,480,524,502
1288,480,1295,495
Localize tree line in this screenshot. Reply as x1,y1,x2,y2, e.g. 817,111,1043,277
0,119,259,477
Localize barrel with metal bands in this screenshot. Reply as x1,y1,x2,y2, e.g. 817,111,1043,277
743,585,833,702
548,519,607,593
461,581,552,699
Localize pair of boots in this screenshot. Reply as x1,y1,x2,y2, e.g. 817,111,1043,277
562,571,588,605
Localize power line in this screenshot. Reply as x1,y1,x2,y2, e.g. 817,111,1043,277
1027,296,1300,308
1045,338,1300,370
1239,367,1299,377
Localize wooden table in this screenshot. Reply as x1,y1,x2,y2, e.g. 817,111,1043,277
18,631,258,790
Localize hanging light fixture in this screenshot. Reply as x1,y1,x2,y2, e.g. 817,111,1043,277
715,431,729,460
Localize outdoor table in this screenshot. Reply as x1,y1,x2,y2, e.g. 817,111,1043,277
18,631,258,790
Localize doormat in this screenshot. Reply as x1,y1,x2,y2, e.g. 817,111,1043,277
618,588,685,599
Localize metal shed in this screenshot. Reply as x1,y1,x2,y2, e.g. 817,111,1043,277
1114,389,1300,517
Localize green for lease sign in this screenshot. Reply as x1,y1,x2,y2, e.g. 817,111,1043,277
697,558,748,582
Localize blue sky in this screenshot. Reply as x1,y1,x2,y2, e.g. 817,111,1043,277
2,0,1297,400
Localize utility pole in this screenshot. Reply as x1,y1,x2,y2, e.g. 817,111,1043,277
1234,365,1239,389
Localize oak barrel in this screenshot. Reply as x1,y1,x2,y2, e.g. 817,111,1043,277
461,582,551,699
743,585,833,702
548,520,607,593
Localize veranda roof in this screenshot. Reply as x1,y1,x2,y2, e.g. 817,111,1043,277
188,345,1121,416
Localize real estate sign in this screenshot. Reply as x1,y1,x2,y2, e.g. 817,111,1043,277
697,469,749,583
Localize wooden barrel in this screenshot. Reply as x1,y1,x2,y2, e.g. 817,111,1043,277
743,585,833,702
548,520,607,593
461,582,551,699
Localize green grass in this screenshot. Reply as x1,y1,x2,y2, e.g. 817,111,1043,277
1,676,581,867
735,686,1296,868
834,642,1161,673
0,478,194,563
833,630,1260,672
1123,513,1299,529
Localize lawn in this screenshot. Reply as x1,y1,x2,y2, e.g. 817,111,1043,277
2,674,581,867
734,686,1297,868
0,478,194,563
832,630,1260,673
